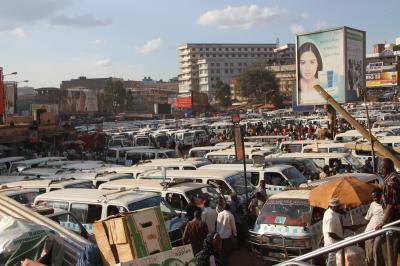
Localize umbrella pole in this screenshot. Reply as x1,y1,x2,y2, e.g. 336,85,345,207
349,211,356,236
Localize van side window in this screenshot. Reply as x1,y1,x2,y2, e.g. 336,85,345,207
43,201,69,211
166,193,187,211
207,180,232,196
247,172,259,186
183,166,196,170
264,173,288,186
311,207,324,225
313,158,325,168
107,205,120,216
70,203,102,224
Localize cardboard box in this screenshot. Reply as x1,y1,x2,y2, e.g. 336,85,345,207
93,206,172,265
118,244,194,266
125,207,172,257
93,215,136,266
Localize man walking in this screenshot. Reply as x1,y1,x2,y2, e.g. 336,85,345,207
216,203,237,265
202,199,217,233
183,210,209,255
323,198,353,266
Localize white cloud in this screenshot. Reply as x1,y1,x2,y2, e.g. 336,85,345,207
314,21,337,31
291,24,305,34
96,58,111,67
9,27,27,37
196,5,285,29
94,39,107,45
138,38,162,54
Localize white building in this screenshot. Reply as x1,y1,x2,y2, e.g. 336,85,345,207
178,43,295,100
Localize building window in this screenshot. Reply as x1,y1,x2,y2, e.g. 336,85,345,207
244,48,248,51
264,48,267,51
244,54,248,57
213,54,216,57
211,63,214,67
199,48,203,51
251,54,254,57
231,48,235,51
238,48,241,51
257,48,260,51
244,63,247,66
211,70,214,74
216,69,220,73
231,54,235,57
225,63,228,66
251,48,254,51
216,63,220,67
225,48,228,51
219,54,222,57
213,48,216,51
238,54,242,57
218,48,222,51
226,54,229,57
230,63,234,67
206,48,209,51
225,69,228,74
230,69,234,74
238,62,242,66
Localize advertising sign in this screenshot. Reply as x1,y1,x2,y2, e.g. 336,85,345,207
60,87,98,113
366,72,398,87
4,82,17,115
296,27,365,105
233,125,244,161
175,94,192,108
0,67,4,116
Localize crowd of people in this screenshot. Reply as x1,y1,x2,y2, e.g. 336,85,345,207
322,158,400,266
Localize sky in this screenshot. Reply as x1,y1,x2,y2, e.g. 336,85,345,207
0,0,399,88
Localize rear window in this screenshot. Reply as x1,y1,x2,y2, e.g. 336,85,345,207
65,182,94,189
106,150,117,157
190,150,208,158
282,167,307,186
70,203,102,224
9,191,39,204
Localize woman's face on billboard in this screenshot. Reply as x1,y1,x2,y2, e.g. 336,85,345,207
300,51,318,81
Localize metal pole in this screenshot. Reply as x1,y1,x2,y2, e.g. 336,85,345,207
386,231,394,266
363,91,376,173
313,85,400,170
241,125,249,202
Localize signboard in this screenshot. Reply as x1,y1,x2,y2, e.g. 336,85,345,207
296,27,365,105
154,103,171,115
0,67,4,116
366,72,398,87
60,87,98,113
4,82,16,115
233,125,244,161
175,94,192,108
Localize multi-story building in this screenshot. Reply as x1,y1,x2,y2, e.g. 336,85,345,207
366,38,400,101
178,43,295,99
265,64,296,99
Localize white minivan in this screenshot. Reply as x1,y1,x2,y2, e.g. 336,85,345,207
34,189,185,246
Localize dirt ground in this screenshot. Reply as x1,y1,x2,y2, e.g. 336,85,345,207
230,246,272,266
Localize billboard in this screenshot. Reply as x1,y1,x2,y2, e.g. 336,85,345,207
296,27,365,105
366,72,398,87
0,67,4,116
154,103,171,115
175,94,192,108
60,87,98,113
4,82,17,115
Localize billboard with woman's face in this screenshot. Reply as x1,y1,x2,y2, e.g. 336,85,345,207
296,27,365,106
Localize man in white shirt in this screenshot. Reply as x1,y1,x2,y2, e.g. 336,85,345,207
202,199,217,233
323,198,346,266
216,203,237,265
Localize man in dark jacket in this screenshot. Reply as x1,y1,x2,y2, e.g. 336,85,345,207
183,210,209,255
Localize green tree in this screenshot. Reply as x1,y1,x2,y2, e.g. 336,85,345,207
99,80,126,114
214,80,232,107
236,63,282,106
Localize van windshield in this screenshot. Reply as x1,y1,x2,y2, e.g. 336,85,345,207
127,196,177,221
226,174,255,196
282,167,307,186
136,138,149,146
257,199,310,226
186,186,220,209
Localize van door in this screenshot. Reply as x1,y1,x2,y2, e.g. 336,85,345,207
263,172,288,194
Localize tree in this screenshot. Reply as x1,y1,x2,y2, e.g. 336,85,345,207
214,80,231,107
98,80,126,114
236,63,282,106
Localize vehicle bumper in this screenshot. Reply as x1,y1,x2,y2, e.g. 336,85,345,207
248,231,312,262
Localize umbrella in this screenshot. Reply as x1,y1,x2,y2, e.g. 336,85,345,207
309,176,376,209
74,140,86,145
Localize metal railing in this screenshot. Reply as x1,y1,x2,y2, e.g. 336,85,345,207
276,219,400,266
